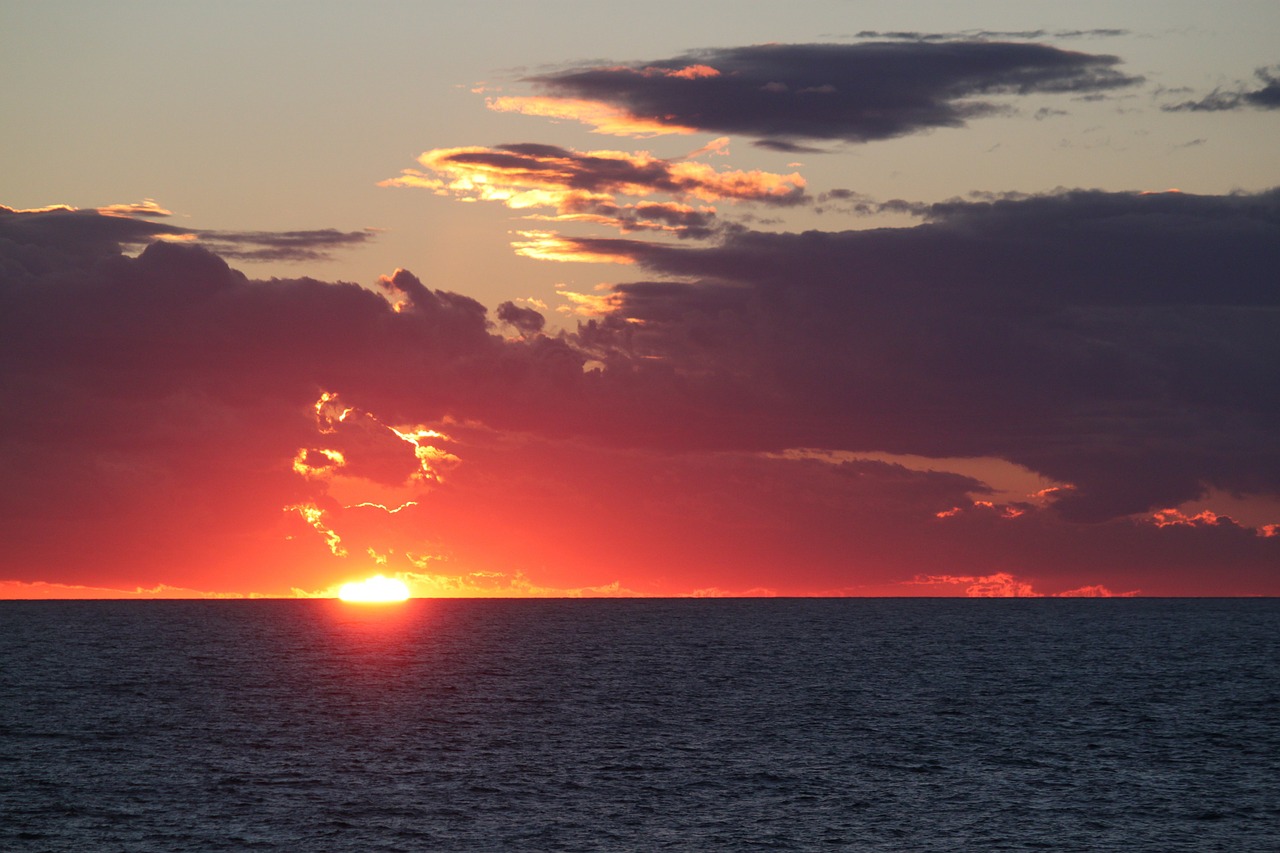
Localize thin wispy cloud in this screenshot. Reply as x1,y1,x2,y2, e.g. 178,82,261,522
1162,66,1280,112
0,204,376,264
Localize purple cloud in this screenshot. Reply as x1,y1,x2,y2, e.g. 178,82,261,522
504,42,1141,146
0,204,375,266
561,189,1280,521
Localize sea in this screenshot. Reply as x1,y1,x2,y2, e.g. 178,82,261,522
1,599,1276,852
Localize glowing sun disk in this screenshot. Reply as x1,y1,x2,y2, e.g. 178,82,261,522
338,575,411,603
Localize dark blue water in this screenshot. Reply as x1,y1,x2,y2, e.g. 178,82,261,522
1,599,1276,851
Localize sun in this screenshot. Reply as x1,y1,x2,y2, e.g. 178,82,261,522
337,574,411,603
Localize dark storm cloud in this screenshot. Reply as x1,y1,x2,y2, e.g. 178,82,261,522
521,42,1141,144
1162,66,1280,112
570,189,1280,521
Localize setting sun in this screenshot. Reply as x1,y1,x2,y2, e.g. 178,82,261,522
337,575,411,603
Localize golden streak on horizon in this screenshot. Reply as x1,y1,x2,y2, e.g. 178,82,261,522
337,574,411,603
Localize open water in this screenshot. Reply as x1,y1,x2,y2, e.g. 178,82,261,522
1,599,1276,851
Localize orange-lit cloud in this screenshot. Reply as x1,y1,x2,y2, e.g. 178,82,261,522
685,136,732,158
1148,507,1229,528
347,501,419,514
381,143,804,240
315,391,354,432
662,64,721,80
511,231,639,264
1055,584,1140,598
292,447,347,478
288,503,347,557
487,96,697,137
935,500,1027,520
389,425,460,484
96,198,174,218
279,391,467,561
486,67,718,137
554,283,625,317
684,586,779,597
909,572,1138,598
911,572,1044,598
0,580,255,600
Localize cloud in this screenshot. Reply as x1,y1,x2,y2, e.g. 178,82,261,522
911,572,1044,597
1055,584,1139,598
558,188,1280,521
1162,66,1280,112
0,580,255,599
814,188,932,217
496,300,547,336
495,42,1141,145
2,197,1278,597
0,211,592,593
484,96,695,137
380,142,804,237
907,572,1139,598
96,198,174,218
0,203,376,265
196,228,378,262
850,30,1131,42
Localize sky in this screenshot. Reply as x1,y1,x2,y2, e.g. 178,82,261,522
2,0,1278,598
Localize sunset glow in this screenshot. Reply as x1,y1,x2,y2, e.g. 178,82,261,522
337,575,411,603
5,9,1276,853
2,5,1278,599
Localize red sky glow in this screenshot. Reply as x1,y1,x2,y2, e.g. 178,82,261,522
2,4,1278,598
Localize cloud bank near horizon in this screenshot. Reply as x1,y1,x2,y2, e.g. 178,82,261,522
2,195,1278,596
3,35,1278,597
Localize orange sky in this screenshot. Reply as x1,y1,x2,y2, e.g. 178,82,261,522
2,12,1279,599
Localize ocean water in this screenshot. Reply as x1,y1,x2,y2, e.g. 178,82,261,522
0,599,1276,852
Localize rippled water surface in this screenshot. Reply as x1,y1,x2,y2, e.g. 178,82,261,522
1,599,1276,851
